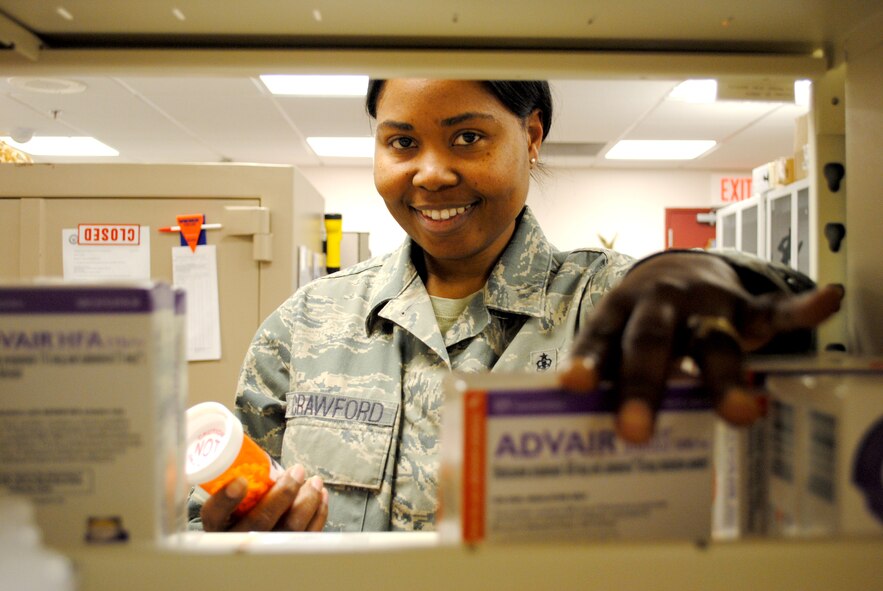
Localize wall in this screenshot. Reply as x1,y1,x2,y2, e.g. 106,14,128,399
301,166,721,260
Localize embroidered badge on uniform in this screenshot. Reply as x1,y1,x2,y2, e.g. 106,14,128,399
531,350,557,372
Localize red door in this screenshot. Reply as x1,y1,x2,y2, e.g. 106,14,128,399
664,208,716,250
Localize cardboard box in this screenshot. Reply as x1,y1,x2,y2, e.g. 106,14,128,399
794,113,810,153
711,419,768,540
793,113,810,181
0,281,186,548
752,162,773,195
754,354,883,537
772,157,795,187
439,373,715,543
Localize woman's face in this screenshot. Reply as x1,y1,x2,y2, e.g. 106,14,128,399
373,80,543,268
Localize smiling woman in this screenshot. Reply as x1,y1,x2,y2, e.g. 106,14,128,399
369,79,546,298
189,78,842,535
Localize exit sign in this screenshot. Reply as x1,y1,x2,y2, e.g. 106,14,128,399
712,175,753,205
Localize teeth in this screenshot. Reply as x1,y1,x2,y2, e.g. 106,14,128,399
422,205,471,221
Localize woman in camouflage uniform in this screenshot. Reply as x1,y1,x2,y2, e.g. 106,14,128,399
195,79,843,533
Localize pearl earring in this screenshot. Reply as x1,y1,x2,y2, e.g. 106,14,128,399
530,157,537,165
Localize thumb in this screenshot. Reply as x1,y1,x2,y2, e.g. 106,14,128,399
741,284,844,351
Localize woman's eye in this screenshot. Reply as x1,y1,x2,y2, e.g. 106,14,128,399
390,137,416,149
453,131,482,146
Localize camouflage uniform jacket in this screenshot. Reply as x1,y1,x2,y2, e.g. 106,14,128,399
234,206,634,531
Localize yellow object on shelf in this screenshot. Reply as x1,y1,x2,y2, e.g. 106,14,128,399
0,140,33,163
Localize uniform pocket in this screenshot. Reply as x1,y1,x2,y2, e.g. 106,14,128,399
282,393,399,490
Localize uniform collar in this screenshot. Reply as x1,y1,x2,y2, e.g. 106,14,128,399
364,206,554,335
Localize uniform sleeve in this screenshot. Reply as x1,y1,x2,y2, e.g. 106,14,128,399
234,297,300,463
186,296,297,530
575,249,635,328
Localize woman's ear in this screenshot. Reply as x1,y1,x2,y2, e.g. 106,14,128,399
526,109,544,160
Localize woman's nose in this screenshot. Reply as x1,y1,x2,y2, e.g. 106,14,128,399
412,149,458,191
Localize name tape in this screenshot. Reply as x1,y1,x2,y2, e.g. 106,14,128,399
286,392,398,427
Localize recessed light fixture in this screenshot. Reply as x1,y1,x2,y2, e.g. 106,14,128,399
306,137,374,158
668,79,718,103
259,75,368,97
605,140,716,161
0,136,119,157
7,77,87,94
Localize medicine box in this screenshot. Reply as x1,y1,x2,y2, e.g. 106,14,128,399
711,418,768,540
439,372,715,543
0,281,187,548
760,355,883,537
750,354,883,537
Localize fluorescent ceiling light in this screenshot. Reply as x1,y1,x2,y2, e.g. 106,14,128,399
1,136,118,157
260,75,368,96
306,137,374,158
605,140,716,160
668,79,717,103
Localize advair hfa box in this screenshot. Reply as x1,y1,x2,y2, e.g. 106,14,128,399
439,372,715,543
0,282,187,548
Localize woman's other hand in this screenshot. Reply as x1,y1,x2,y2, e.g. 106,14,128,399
200,464,329,532
559,251,844,444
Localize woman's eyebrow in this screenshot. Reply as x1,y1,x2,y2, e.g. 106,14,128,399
440,112,496,127
377,120,414,132
376,112,496,132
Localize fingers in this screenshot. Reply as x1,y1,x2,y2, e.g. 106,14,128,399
558,356,600,393
200,477,248,532
278,475,329,532
228,465,307,532
688,318,763,426
569,290,631,380
201,465,330,533
741,284,844,350
306,488,330,532
616,297,681,443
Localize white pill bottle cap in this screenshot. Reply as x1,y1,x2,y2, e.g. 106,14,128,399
185,402,244,485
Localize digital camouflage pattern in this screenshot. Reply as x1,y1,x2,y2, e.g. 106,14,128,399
233,207,633,531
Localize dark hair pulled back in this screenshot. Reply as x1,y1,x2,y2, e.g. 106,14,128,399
366,80,553,139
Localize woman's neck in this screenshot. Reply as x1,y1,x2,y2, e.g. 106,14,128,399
419,239,508,299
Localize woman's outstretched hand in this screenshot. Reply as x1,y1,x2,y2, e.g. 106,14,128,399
559,251,844,444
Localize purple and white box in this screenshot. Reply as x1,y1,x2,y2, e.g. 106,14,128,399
440,372,715,543
0,281,186,548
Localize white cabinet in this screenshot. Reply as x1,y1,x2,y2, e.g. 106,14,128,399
765,179,813,278
716,194,765,258
715,178,814,280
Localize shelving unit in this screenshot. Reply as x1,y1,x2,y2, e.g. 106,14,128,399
64,533,883,591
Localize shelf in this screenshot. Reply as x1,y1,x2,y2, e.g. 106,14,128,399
65,532,883,591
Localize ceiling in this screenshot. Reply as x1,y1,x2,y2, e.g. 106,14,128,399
1,0,876,171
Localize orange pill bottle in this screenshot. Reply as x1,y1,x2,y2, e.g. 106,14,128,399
185,402,284,516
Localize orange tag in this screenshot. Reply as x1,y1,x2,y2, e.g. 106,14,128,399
176,214,204,252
